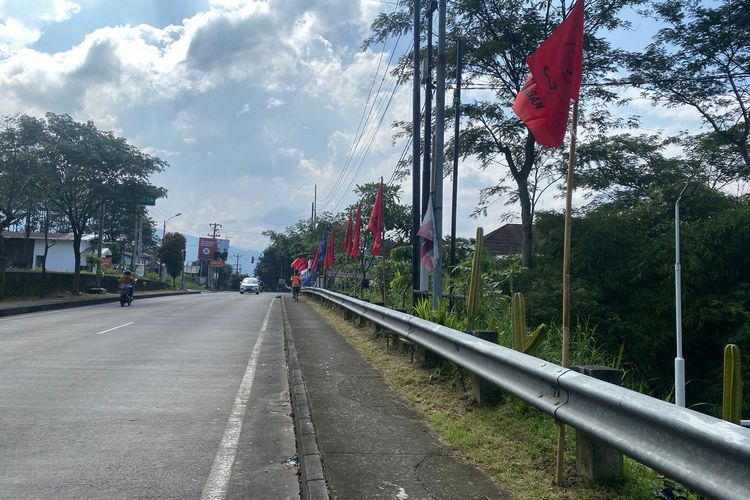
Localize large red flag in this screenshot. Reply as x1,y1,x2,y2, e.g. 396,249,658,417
512,0,583,147
295,257,308,272
343,212,353,256
324,229,335,269
291,257,303,269
368,181,384,255
350,206,361,257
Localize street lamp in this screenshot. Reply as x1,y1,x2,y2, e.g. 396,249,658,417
162,212,182,240
674,180,699,407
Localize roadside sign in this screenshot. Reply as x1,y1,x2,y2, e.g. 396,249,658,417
139,196,156,206
210,260,224,268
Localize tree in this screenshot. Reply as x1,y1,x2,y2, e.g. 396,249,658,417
158,232,186,287
626,0,750,173
0,115,44,297
365,0,641,267
42,113,167,293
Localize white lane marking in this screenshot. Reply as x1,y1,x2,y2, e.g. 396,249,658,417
95,322,135,335
260,298,274,332
201,298,275,500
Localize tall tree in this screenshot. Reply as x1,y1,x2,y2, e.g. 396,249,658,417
42,113,167,293
0,115,44,297
626,0,750,173
158,232,186,287
365,0,641,267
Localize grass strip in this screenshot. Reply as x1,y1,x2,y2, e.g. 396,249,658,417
305,298,690,500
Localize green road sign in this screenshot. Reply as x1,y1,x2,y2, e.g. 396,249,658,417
139,196,156,206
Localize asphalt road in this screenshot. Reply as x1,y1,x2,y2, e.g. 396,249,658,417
0,292,298,500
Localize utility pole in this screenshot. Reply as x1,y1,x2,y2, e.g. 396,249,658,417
449,38,462,310
97,202,104,289
207,223,222,288
313,184,317,225
432,0,446,309
411,0,421,310
422,1,437,294
234,253,242,274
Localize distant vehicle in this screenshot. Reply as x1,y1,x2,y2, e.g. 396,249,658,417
240,277,260,294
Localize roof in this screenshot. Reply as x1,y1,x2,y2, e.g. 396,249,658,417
483,223,528,255
1,232,97,242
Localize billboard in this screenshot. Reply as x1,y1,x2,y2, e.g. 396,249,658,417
216,238,230,260
198,237,217,261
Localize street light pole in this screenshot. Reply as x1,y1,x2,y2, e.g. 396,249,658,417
162,212,182,241
674,181,699,407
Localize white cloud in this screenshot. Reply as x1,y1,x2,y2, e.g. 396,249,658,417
267,97,283,108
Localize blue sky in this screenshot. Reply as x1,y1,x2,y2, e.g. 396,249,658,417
0,0,703,257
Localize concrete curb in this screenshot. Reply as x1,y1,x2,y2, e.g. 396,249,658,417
0,290,202,317
281,295,329,500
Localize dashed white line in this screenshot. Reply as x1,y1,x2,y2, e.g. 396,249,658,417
95,322,135,335
200,298,276,500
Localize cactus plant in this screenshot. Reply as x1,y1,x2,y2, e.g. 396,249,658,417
466,227,483,331
722,344,742,424
511,291,547,356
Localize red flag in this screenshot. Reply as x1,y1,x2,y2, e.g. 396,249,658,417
309,244,320,270
291,257,302,269
324,229,335,269
368,181,384,255
512,0,583,147
350,206,361,257
417,196,438,272
343,212,353,256
295,257,308,272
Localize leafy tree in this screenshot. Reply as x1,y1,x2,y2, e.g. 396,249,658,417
0,115,44,297
626,0,750,173
365,0,641,267
42,113,167,293
158,232,186,287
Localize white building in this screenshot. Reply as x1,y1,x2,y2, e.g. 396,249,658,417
2,232,99,272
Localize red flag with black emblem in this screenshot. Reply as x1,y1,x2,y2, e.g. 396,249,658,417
512,0,583,147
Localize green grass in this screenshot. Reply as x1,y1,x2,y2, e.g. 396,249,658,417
305,298,688,500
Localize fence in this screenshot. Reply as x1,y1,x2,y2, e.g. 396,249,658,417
304,287,750,500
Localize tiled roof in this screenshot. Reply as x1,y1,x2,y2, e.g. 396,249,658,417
483,223,525,255
1,232,96,241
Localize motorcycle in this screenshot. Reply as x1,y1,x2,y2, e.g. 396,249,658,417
119,283,133,307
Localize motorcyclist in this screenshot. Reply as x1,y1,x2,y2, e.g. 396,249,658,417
119,270,135,299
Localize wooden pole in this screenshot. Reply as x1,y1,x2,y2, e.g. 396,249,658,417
555,99,579,485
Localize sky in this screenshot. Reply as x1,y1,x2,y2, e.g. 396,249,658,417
0,0,702,259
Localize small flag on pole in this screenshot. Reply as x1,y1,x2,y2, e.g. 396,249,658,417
417,196,438,272
368,180,384,255
324,229,335,269
344,212,353,256
512,0,584,147
350,205,361,258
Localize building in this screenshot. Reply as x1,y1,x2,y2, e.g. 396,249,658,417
483,223,533,257
1,232,99,272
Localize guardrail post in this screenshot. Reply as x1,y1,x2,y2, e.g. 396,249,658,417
469,331,502,404
572,365,624,483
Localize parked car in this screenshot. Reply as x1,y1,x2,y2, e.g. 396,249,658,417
239,277,260,294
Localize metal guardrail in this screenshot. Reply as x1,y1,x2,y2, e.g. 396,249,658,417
304,287,750,500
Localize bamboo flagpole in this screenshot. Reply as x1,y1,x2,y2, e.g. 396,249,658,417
556,100,579,485
509,0,584,485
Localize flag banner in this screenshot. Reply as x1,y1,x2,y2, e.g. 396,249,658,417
310,238,323,271
302,271,313,287
368,181,384,255
324,228,336,269
351,205,361,257
417,196,438,272
511,0,583,147
294,258,307,272
344,213,353,256
291,257,303,269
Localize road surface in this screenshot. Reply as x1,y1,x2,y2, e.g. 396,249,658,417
0,292,297,500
